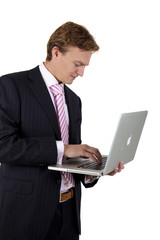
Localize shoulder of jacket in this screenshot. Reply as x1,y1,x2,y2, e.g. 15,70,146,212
0,66,39,80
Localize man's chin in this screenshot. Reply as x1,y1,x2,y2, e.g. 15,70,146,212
67,80,74,85
66,77,76,84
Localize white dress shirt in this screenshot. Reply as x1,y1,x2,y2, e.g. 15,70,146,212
39,63,74,192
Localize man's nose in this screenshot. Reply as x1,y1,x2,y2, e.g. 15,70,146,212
77,66,85,77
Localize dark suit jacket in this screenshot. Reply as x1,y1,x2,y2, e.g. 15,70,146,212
0,66,97,240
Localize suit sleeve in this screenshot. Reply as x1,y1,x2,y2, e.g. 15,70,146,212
0,75,57,166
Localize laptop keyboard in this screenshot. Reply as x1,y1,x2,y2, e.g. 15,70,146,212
78,157,107,170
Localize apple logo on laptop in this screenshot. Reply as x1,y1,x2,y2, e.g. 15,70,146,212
127,135,132,146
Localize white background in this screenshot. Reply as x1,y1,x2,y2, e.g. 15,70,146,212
0,0,160,239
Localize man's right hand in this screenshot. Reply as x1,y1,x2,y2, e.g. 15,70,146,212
64,144,102,163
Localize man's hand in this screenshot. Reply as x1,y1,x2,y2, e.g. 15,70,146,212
108,161,125,176
64,144,124,176
64,144,102,163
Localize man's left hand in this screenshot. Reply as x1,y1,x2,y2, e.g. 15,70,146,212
108,161,125,176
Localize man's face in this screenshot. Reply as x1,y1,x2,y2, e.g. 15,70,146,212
51,46,92,84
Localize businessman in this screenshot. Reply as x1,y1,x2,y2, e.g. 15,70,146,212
0,22,124,240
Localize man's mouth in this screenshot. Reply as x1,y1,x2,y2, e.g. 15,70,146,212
71,75,77,80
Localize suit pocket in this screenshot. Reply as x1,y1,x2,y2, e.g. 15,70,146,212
1,177,33,195
0,178,33,236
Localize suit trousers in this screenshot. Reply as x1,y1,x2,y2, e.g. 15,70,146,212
45,196,79,240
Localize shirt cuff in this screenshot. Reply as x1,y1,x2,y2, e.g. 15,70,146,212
56,141,64,165
85,175,99,183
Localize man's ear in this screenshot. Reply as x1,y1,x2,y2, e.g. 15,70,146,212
51,46,60,60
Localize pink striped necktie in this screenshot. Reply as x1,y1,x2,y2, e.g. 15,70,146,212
49,84,74,187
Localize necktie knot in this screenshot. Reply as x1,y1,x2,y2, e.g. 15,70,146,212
49,84,64,97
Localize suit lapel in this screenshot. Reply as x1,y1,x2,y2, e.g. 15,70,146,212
64,85,76,143
27,66,61,140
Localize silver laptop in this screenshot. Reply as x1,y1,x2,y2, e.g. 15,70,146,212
48,111,148,176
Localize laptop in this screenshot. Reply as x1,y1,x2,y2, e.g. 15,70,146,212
48,111,148,176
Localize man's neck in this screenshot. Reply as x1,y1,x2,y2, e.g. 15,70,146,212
43,61,61,84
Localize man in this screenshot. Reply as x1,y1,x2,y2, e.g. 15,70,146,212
0,22,124,240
